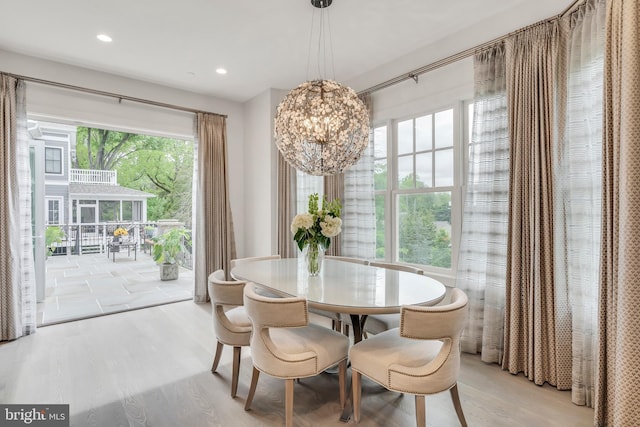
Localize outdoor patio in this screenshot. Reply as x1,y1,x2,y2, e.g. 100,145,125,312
38,250,193,325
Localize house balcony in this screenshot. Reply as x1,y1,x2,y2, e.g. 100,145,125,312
70,168,118,185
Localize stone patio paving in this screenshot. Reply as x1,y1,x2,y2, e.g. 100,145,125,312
39,250,193,325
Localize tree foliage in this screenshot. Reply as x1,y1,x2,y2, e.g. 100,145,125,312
74,128,149,170
374,163,452,268
75,127,194,226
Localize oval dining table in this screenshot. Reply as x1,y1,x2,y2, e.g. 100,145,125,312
231,257,447,422
230,257,447,344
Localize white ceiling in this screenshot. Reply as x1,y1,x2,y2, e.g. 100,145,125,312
0,0,571,103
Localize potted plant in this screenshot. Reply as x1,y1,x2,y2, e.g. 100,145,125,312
152,227,191,281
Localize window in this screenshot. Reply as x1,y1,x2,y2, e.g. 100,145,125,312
99,200,119,222
46,198,62,224
45,147,63,174
375,106,462,273
122,201,132,221
373,126,388,259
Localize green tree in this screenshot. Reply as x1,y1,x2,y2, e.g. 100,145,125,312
374,162,387,258
395,173,452,268
117,139,194,226
74,128,149,170
75,127,194,226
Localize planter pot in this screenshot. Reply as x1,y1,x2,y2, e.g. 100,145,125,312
160,263,179,281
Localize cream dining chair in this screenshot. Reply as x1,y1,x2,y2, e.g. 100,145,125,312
349,288,469,427
207,269,251,398
243,283,350,427
231,254,346,333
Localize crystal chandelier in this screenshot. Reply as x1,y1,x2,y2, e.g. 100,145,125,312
274,0,370,176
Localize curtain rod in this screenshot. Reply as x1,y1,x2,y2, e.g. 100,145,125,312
1,71,227,118
358,0,584,97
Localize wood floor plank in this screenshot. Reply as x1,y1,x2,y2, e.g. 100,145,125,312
0,300,594,426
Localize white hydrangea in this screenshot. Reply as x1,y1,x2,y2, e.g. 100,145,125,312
320,216,342,238
291,213,314,234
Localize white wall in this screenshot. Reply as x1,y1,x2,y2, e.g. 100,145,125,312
242,88,286,257
367,59,473,123
0,48,247,255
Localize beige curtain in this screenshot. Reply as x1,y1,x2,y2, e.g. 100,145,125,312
1,75,36,340
457,43,509,364
277,152,297,258
503,21,572,389
341,93,376,260
554,0,606,408
193,113,236,301
596,0,640,424
323,173,344,256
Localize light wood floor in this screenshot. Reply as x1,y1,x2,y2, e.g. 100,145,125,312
0,300,594,426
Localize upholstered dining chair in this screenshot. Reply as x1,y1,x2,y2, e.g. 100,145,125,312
349,288,469,427
359,261,425,338
207,269,252,398
243,283,350,427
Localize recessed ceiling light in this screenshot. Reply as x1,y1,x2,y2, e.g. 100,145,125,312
216,68,227,75
97,34,112,43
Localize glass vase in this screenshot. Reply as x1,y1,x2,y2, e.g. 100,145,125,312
304,243,324,276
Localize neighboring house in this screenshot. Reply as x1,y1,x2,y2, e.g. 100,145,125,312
28,120,154,227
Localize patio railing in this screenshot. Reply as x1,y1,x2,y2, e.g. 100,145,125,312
47,222,193,270
70,168,118,185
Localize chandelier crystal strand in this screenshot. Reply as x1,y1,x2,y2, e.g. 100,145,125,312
274,0,370,176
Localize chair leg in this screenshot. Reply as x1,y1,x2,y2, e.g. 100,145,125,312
244,367,260,411
285,378,294,427
231,346,241,398
211,341,224,373
343,324,350,337
415,395,426,427
450,384,468,427
338,359,347,408
352,370,362,423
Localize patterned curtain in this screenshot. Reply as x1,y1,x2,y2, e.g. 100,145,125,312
596,0,640,424
193,113,236,299
554,0,605,407
0,74,36,341
503,20,573,389
456,44,509,363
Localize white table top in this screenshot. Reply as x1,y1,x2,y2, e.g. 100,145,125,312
231,258,446,315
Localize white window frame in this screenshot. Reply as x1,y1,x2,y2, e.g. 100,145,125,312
46,196,64,225
44,146,64,175
375,102,465,276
